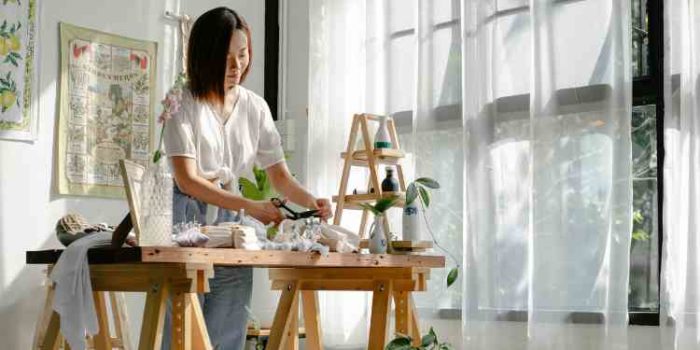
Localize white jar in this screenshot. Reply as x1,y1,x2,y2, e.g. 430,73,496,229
368,215,388,254
374,116,392,149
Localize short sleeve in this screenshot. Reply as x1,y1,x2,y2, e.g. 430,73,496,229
163,91,196,159
255,100,285,169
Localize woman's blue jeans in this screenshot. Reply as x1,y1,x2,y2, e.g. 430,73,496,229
161,186,252,350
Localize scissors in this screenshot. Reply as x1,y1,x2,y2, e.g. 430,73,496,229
270,197,321,220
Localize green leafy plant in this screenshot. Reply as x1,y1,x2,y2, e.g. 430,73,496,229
405,177,439,208
406,177,460,288
359,195,399,215
386,327,453,350
359,196,399,253
239,165,279,239
239,165,275,200
631,210,650,242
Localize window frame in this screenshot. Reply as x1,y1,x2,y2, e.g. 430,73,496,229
264,0,280,121
628,0,664,327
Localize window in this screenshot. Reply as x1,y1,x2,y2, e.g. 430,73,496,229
628,0,663,326
272,0,665,323
382,0,666,320
264,0,279,120
384,0,465,311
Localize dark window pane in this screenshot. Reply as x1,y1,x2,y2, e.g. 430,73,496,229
629,104,659,311
632,0,650,78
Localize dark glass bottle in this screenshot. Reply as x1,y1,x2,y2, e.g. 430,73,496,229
381,167,399,192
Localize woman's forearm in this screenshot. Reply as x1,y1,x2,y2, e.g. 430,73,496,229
266,162,316,208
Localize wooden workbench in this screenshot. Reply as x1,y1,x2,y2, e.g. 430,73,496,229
26,247,445,350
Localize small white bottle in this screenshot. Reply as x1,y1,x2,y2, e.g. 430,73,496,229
374,116,392,149
402,201,420,241
369,215,388,254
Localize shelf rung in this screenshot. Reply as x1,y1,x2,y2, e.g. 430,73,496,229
340,148,405,166
332,192,405,210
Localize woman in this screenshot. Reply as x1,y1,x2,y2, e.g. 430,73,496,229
162,7,332,349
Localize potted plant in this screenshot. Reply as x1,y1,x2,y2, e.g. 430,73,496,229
403,177,440,241
359,196,399,254
239,165,275,200
239,165,279,239
404,177,459,288
386,327,454,350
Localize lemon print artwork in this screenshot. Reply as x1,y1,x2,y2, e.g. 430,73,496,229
8,35,20,51
0,35,19,56
0,20,23,66
0,72,19,112
1,90,16,111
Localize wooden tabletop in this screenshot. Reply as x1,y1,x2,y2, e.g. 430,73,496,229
26,246,445,268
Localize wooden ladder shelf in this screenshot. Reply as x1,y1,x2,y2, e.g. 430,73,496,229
332,114,407,238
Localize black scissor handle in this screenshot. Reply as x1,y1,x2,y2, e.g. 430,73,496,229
270,197,321,220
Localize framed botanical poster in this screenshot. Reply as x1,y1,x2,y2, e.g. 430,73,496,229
0,0,39,141
57,23,157,198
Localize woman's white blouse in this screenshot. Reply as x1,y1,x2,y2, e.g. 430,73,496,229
163,86,284,193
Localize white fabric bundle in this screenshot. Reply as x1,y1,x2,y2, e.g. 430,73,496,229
318,223,360,253
201,225,234,248
50,231,113,350
216,222,261,250
173,226,209,247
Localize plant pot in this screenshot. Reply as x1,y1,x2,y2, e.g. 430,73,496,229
402,201,420,241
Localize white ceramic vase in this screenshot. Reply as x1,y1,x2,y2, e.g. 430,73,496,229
402,201,420,241
374,116,392,149
368,215,388,254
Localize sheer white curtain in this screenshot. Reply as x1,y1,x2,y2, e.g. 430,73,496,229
462,0,632,349
307,0,463,347
661,1,700,348
308,1,371,347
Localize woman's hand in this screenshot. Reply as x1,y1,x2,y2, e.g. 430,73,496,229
313,198,333,221
247,200,285,225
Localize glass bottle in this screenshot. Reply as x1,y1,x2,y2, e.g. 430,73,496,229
381,167,399,192
138,156,173,246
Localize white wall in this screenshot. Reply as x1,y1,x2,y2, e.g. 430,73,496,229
0,1,269,348
278,0,310,183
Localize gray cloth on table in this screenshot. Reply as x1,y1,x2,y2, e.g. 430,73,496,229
50,231,112,350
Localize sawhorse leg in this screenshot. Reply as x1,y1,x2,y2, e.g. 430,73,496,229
266,281,300,350
301,291,323,350
139,283,169,350
393,291,421,346
368,280,393,350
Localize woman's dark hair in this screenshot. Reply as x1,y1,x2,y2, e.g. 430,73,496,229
187,7,252,104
